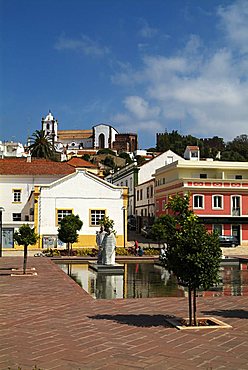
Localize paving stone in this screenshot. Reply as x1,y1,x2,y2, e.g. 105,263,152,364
1,256,248,369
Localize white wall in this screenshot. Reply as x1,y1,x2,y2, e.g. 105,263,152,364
38,170,124,237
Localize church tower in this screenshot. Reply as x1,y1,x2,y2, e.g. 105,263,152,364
42,111,58,143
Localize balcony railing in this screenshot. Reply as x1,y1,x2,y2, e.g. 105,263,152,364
232,208,240,216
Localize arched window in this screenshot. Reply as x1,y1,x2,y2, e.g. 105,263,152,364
99,133,105,148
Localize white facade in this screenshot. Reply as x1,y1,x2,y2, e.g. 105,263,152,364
42,111,58,142
105,150,183,216
38,170,126,248
0,141,26,158
1,174,66,249
138,150,183,184
93,124,118,149
135,179,155,218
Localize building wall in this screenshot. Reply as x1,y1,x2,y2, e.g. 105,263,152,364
38,170,127,248
139,150,183,184
135,179,155,218
154,161,248,246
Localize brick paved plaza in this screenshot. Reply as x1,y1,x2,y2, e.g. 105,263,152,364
1,256,248,370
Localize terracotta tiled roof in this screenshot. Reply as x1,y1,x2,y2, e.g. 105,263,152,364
0,158,75,175
58,129,93,140
77,150,97,155
186,146,199,150
67,157,97,168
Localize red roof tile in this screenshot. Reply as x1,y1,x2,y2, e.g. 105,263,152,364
0,158,75,175
67,157,97,168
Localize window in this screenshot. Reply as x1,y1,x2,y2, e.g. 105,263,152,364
212,195,223,209
150,186,153,197
90,209,106,226
13,189,21,202
125,180,128,187
57,209,73,225
200,174,207,179
13,213,21,221
235,175,242,179
137,190,139,201
162,199,165,210
140,189,143,200
213,224,223,235
193,195,204,209
232,196,241,216
147,187,149,199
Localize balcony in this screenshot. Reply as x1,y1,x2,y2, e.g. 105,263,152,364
232,208,240,216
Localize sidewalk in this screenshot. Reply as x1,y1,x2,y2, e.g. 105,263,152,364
1,256,248,369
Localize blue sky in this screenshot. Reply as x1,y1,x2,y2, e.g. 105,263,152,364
1,0,248,149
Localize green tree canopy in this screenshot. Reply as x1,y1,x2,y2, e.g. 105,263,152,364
97,148,116,156
14,224,38,274
118,151,133,165
28,130,57,160
58,214,83,255
151,194,222,326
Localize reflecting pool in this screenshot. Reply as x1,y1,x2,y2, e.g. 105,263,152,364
57,261,248,300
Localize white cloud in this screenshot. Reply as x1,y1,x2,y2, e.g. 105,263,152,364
55,34,110,57
124,96,160,119
112,1,248,142
138,19,158,38
218,0,248,53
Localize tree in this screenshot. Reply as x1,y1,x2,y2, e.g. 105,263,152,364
118,151,133,165
28,130,57,160
151,194,222,326
58,214,83,256
14,224,38,274
97,148,116,156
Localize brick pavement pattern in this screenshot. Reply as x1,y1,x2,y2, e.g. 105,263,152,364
1,257,248,370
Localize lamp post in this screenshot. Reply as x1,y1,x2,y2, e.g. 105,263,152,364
0,207,5,258
122,206,126,248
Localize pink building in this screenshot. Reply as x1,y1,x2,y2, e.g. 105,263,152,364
154,147,248,246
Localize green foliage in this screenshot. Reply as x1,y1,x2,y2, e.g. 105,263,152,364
14,224,38,274
28,130,57,160
151,194,222,325
58,214,83,245
14,224,38,248
118,151,133,164
97,148,116,156
99,216,115,231
135,155,146,166
82,154,91,162
156,130,248,160
103,156,116,168
115,247,130,256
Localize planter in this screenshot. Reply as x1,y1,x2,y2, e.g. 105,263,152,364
166,316,232,330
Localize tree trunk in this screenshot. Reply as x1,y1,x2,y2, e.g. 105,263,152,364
67,242,70,256
23,245,28,274
193,287,197,326
188,286,192,326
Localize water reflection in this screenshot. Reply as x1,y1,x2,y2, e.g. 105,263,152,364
58,262,248,300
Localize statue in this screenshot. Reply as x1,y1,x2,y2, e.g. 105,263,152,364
101,226,116,265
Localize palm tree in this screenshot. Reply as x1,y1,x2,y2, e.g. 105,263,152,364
28,130,56,160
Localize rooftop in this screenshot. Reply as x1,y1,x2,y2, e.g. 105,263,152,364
0,158,75,175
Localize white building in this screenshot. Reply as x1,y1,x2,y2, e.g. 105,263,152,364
0,141,26,158
105,150,183,216
0,158,127,250
37,170,127,248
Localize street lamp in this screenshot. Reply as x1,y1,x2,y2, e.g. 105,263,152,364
122,206,127,248
0,207,5,258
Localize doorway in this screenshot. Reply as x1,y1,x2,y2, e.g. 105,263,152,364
232,225,241,245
